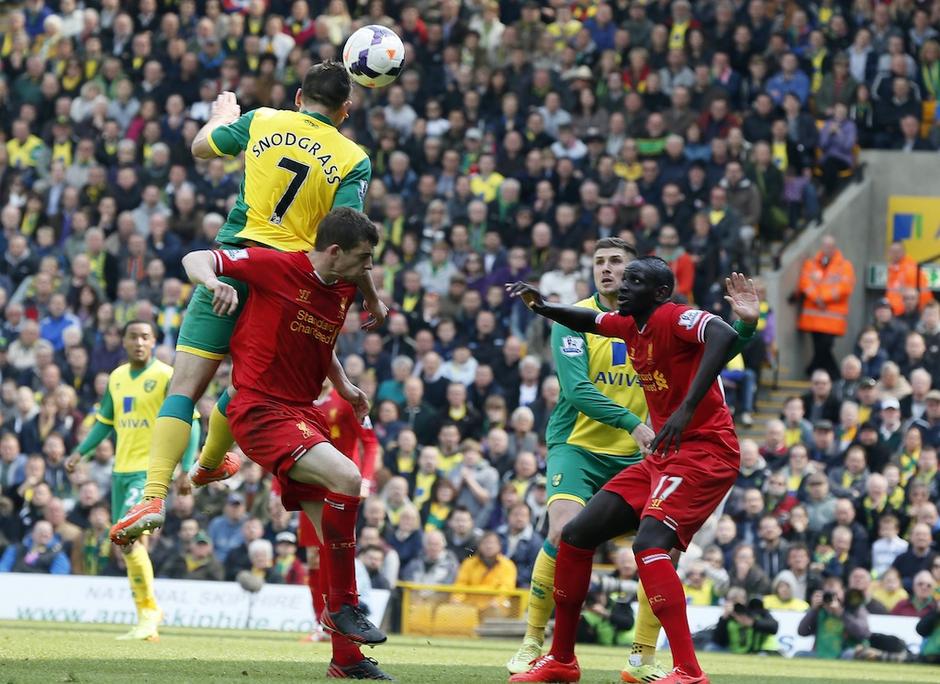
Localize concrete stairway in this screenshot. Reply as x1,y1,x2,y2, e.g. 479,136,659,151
734,377,811,442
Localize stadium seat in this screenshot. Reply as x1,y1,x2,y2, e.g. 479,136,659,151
432,603,479,637
403,602,435,636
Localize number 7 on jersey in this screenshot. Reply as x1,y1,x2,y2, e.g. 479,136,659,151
270,157,310,225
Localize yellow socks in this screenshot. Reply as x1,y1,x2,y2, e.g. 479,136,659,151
198,398,234,471
124,543,158,614
633,580,662,664
142,395,196,500
525,543,558,643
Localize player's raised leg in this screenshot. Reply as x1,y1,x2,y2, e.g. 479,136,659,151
287,442,390,679
190,388,241,487
510,489,642,683
290,442,384,644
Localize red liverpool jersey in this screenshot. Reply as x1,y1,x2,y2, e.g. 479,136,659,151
212,248,356,403
315,387,379,481
595,302,737,453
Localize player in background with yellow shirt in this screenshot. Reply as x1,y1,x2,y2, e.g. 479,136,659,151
111,62,387,545
66,321,200,641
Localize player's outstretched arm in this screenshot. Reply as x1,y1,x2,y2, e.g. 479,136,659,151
649,317,737,456
182,250,239,316
723,272,760,359
505,281,599,333
192,91,242,159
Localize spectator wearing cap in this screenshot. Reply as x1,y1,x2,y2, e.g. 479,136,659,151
878,397,904,450
207,493,247,564
273,531,306,585
159,531,225,581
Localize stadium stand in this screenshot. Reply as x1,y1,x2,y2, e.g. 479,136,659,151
0,0,938,663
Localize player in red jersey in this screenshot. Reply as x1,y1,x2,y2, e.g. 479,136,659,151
300,379,380,643
181,207,392,681
506,263,759,684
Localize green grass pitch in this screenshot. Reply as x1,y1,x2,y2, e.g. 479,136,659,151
0,620,935,683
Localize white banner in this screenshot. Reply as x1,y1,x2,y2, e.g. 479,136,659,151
0,573,389,633
678,605,923,657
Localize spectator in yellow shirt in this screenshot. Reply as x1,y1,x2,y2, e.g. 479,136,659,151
469,153,505,203
763,573,810,611
871,567,910,612
682,561,718,606
454,531,517,614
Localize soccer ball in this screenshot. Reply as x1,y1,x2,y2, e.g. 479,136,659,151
342,25,405,89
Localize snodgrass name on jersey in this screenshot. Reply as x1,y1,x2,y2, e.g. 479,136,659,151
250,130,341,183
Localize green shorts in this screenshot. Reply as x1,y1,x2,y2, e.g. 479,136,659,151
175,276,249,360
545,444,642,507
111,471,147,523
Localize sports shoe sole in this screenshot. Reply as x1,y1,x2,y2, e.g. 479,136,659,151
111,512,164,545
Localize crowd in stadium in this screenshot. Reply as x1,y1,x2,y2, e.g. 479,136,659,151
0,0,939,662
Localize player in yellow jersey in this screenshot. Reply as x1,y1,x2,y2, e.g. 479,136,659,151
66,320,200,641
506,239,758,682
111,62,387,545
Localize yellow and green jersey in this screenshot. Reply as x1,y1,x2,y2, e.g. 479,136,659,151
95,359,174,473
545,294,648,456
207,107,371,251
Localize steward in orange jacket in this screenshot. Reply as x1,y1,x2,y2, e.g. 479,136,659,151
797,240,856,337
886,243,932,316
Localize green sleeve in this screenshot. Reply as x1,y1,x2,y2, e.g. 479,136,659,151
77,387,115,458
208,111,255,156
551,323,642,433
180,419,201,472
76,422,115,459
97,386,115,424
332,156,371,210
728,319,758,360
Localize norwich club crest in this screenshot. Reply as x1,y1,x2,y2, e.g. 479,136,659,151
552,473,562,487
143,380,157,393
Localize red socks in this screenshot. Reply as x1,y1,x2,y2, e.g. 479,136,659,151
321,491,361,609
307,552,325,618
635,548,701,676
547,542,595,664
321,491,363,667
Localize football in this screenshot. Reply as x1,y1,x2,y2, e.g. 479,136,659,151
342,25,405,88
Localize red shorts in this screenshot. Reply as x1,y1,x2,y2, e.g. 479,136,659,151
602,442,739,550
228,390,331,512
